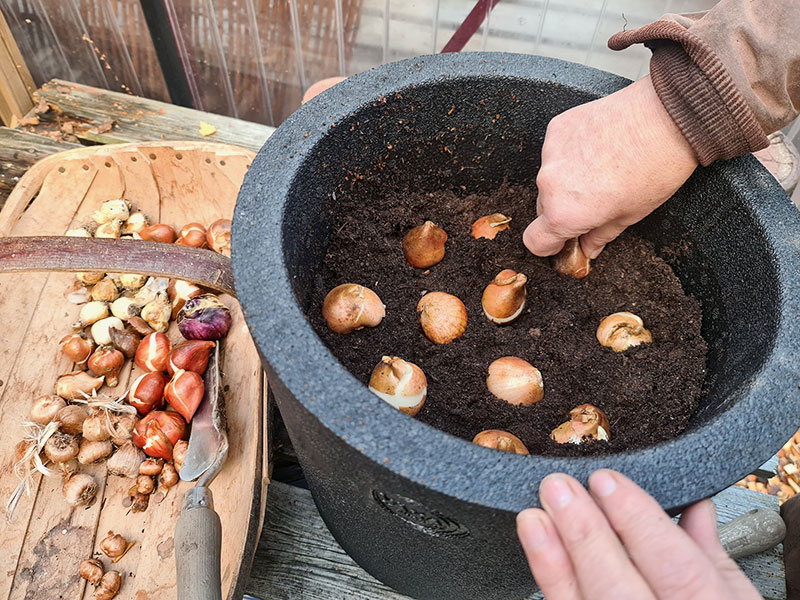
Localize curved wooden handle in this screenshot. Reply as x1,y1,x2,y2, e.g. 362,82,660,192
175,488,223,600
0,236,235,297
719,507,786,559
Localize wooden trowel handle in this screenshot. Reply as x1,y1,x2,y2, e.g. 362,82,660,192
175,487,223,600
0,236,235,297
719,507,786,559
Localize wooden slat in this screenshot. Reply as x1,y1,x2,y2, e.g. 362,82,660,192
0,11,35,126
36,80,274,151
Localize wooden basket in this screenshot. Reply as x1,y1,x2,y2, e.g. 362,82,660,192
0,141,268,600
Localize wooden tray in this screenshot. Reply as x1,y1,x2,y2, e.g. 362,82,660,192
0,141,268,600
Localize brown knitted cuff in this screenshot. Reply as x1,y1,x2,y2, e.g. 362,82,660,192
609,21,768,166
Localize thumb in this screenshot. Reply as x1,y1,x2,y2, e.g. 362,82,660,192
523,215,570,257
579,222,626,259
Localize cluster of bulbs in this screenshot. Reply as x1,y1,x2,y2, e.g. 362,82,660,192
321,213,653,455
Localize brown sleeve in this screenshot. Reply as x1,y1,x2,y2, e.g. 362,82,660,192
609,0,799,166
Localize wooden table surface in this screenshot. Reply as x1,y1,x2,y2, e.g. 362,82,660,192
1,79,787,600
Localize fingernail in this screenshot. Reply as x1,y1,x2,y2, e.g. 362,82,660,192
587,245,605,259
540,474,573,510
517,510,549,549
589,470,617,498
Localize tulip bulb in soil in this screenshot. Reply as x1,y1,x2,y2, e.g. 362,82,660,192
596,312,653,352
417,292,467,344
552,238,591,278
322,284,385,334
472,213,511,240
486,357,544,405
482,269,527,324
177,293,232,340
550,404,610,445
368,356,428,417
402,221,447,269
472,430,529,454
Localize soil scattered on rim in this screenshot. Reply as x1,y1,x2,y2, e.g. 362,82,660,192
307,183,708,456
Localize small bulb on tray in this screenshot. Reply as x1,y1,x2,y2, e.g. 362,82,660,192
481,269,527,324
368,356,427,417
60,332,95,366
123,212,148,234
486,357,544,406
91,316,125,346
134,332,172,372
550,404,610,445
207,219,232,256
417,292,467,344
472,430,529,454
93,200,130,225
87,347,125,387
322,284,385,334
596,312,652,352
140,223,176,244
472,213,511,240
402,221,448,268
176,222,207,248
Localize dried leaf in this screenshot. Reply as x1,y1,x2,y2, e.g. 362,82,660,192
199,121,217,137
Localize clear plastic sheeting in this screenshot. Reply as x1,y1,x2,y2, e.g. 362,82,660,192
1,0,724,127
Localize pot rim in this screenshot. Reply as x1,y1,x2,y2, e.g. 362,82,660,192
233,52,800,512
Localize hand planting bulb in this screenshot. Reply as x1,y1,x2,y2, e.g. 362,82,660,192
596,311,653,352
472,213,511,240
417,292,467,344
486,357,544,405
551,238,591,278
322,284,385,334
402,221,447,268
472,430,529,454
550,404,610,445
482,269,527,324
368,356,427,417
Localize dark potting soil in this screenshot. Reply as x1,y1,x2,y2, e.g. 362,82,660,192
307,184,708,456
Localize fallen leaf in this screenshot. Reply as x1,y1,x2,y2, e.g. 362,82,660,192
199,121,217,136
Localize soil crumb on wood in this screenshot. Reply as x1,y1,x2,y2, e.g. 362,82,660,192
307,184,708,456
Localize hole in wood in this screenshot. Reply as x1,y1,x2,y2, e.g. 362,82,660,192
176,153,183,160
149,153,157,160
82,164,90,171
205,158,212,164
58,167,65,173
220,160,226,166
131,156,137,162
104,162,111,168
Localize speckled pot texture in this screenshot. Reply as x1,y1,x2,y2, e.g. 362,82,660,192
233,53,800,599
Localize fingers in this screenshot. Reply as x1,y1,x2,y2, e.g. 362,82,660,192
517,508,581,600
523,215,569,257
587,470,729,599
579,222,626,260
537,474,655,600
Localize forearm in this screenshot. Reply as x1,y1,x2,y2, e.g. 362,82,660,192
610,0,800,166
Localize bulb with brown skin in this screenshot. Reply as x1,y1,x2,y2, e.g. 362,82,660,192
91,277,119,303
55,404,88,435
77,272,105,286
472,430,529,454
44,432,79,463
417,292,467,344
83,412,114,442
109,326,141,358
596,312,653,352
368,356,428,417
136,474,155,495
167,279,202,318
111,413,139,446
402,221,447,268
167,340,215,376
78,439,113,464
123,212,148,235
107,442,144,478
322,284,385,334
60,333,95,368
550,404,610,445
472,213,511,240
172,439,188,473
551,238,591,278
207,219,232,256
95,570,122,599
128,316,154,337
55,372,104,400
62,472,98,506
134,332,172,372
79,558,104,585
140,223,176,243
176,222,207,247
30,395,66,424
159,462,179,488
481,269,527,324
486,357,544,406
139,458,163,476
100,532,131,560
88,348,125,387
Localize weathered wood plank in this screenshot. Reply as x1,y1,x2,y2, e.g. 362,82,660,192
245,482,786,600
0,10,35,126
36,80,273,151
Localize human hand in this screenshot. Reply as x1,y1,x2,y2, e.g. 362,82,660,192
523,76,699,260
516,470,762,600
